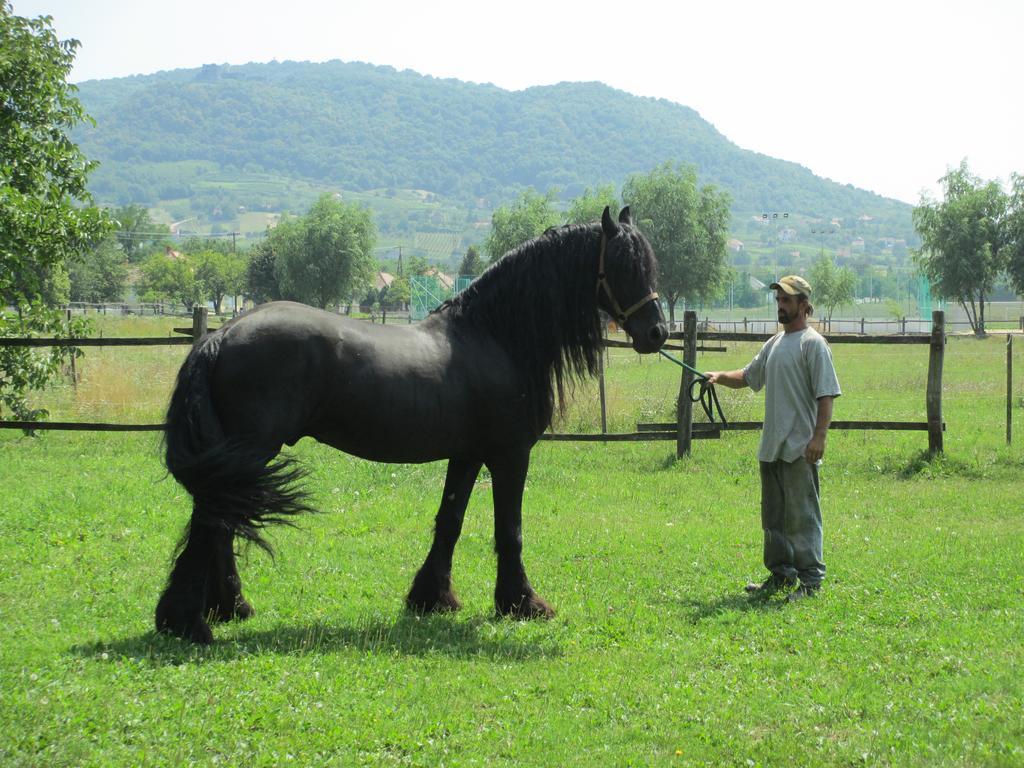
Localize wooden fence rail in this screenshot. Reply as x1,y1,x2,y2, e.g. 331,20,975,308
0,337,193,347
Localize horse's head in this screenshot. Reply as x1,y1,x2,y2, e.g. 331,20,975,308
597,206,669,353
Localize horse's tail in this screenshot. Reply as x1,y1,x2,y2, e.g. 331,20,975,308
164,334,313,554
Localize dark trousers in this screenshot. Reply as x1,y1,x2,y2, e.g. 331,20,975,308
759,458,825,586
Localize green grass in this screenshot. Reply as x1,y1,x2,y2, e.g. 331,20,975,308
2,324,1023,766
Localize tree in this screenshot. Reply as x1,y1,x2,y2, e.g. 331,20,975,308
809,255,856,326
1,5,109,300
483,189,560,263
245,239,280,304
0,4,109,422
139,251,202,311
273,195,376,309
405,255,431,276
379,274,410,310
457,245,483,277
112,204,170,263
1001,173,1024,296
565,184,619,225
194,249,246,314
69,237,128,303
6,258,70,306
622,163,731,325
913,160,1010,336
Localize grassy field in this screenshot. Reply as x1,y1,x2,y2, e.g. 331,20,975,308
1,319,1023,766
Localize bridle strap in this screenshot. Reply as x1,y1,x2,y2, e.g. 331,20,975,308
596,233,659,324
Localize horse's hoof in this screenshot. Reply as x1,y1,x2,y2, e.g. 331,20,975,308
209,596,254,624
234,598,254,620
156,593,215,644
406,571,462,614
406,589,462,615
156,614,214,645
496,592,555,620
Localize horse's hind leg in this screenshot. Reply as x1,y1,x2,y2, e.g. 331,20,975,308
155,511,216,644
204,527,254,623
488,451,554,619
406,458,482,614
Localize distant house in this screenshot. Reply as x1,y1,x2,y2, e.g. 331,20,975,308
423,267,454,292
727,238,744,252
169,218,194,236
375,271,395,291
165,246,184,260
748,275,774,305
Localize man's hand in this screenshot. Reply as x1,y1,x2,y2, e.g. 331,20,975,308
804,432,826,464
805,396,835,463
704,369,748,390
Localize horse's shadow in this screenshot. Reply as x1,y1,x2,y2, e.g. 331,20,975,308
70,613,563,667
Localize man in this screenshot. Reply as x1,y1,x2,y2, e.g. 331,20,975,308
706,275,841,602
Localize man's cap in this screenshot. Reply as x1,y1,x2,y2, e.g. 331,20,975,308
769,275,812,296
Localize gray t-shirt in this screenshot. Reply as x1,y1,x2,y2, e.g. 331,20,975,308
743,327,842,463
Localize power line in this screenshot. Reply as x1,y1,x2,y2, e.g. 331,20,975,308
113,231,240,239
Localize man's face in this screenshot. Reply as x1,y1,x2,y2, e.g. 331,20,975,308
775,291,804,324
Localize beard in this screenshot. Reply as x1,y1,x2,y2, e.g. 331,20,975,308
778,308,793,324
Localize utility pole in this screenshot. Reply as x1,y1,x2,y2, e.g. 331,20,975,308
811,225,835,259
761,211,790,282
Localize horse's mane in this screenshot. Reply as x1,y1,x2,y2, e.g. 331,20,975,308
436,222,655,433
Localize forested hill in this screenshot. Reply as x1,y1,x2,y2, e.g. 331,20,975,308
74,59,912,232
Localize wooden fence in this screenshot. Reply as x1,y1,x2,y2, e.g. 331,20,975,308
0,308,209,432
0,308,957,455
540,310,948,456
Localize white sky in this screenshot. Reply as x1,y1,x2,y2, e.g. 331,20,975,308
11,0,1023,205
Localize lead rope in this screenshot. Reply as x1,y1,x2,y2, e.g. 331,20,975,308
658,349,727,425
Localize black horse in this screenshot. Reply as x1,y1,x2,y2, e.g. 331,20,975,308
156,207,668,643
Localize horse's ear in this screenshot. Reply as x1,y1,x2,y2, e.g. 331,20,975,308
618,206,632,225
601,206,620,238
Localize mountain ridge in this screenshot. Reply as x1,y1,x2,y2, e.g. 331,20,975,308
72,59,913,239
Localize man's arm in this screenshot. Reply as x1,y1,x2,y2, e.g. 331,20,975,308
804,395,835,463
704,369,749,390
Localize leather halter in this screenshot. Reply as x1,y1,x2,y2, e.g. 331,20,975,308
596,233,659,324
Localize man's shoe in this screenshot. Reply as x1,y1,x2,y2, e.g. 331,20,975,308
786,584,821,602
744,574,797,594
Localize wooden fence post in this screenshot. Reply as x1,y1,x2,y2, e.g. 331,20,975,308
191,306,208,348
676,311,697,457
926,310,945,454
598,327,608,435
1007,334,1013,445
66,308,77,389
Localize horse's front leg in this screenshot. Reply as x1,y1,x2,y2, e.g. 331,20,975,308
406,457,482,614
488,450,554,619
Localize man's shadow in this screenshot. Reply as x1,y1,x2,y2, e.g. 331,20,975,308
678,591,784,623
